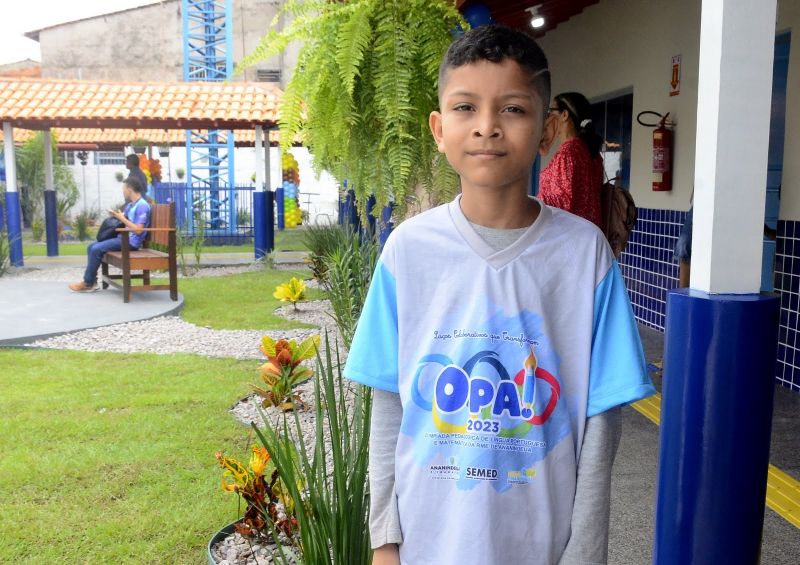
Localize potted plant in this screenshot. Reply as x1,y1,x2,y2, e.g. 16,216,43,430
175,167,185,181
237,0,464,218
115,171,125,182
130,138,149,154
157,145,170,158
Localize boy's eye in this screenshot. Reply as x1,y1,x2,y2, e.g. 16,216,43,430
453,103,474,112
503,106,525,114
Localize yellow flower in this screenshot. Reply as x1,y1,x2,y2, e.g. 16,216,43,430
273,277,306,306
250,446,270,477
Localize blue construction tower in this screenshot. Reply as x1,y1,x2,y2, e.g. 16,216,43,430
182,0,236,234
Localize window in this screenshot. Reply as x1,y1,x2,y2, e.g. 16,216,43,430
59,150,75,165
591,92,634,189
256,69,282,83
96,151,126,166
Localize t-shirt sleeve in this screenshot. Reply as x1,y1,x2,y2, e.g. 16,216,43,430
343,258,399,392
131,202,150,226
587,260,656,417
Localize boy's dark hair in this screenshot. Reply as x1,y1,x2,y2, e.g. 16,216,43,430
126,154,140,168
438,24,550,112
552,92,603,157
123,176,144,194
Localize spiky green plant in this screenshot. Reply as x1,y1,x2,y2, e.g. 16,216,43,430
238,0,463,217
253,331,373,565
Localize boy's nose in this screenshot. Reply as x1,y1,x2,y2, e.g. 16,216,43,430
473,114,502,138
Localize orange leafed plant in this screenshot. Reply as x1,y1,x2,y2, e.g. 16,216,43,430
251,335,320,411
216,446,298,541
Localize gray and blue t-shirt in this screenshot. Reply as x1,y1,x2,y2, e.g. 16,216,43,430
123,198,151,249
345,196,654,564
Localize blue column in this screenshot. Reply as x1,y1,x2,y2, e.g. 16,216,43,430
379,203,394,248
253,190,275,259
5,191,23,266
276,187,285,231
44,190,58,257
654,289,779,564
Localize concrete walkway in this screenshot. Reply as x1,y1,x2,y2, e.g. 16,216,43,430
609,326,800,564
0,279,184,345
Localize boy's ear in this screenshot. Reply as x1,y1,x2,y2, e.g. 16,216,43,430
539,114,557,156
429,111,446,153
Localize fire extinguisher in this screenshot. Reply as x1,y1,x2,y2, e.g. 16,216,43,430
637,111,674,192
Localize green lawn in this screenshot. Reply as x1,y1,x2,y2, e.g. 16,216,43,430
0,349,261,563
20,226,309,257
161,269,322,330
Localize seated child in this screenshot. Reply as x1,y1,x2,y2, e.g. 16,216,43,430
69,176,151,292
344,24,655,565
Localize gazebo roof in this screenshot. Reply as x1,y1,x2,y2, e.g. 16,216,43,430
1,127,279,149
0,77,282,131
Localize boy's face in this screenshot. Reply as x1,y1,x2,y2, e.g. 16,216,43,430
430,59,547,195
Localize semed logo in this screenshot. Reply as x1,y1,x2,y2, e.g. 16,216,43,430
465,466,498,481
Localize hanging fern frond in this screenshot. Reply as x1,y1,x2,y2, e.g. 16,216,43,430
239,0,466,218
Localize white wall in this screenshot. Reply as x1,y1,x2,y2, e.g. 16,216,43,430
538,0,701,211
539,0,800,217
777,0,800,219
38,0,299,87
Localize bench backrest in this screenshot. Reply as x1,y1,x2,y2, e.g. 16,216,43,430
145,202,175,249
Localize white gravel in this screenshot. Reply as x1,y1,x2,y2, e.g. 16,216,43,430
26,299,335,357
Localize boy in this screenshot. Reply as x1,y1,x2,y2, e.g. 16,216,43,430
69,176,151,292
344,25,655,565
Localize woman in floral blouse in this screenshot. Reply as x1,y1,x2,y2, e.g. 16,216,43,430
539,92,605,228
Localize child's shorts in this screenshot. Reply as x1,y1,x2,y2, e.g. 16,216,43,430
674,207,693,262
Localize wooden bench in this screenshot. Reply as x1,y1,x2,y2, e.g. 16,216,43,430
101,202,178,303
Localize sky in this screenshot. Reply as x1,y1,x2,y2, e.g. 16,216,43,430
0,0,160,65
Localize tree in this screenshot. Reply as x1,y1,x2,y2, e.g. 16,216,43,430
238,0,464,217
13,132,78,226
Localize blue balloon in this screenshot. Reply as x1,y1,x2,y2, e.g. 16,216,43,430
464,3,493,28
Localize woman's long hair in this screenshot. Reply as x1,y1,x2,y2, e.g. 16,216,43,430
552,92,603,158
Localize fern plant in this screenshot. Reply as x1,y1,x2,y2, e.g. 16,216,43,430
238,0,464,217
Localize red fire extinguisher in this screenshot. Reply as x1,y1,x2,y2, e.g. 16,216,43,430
638,111,674,192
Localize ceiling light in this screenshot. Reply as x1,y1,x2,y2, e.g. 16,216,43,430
525,6,545,29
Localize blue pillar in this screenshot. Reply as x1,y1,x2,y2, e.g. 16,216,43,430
276,186,285,231
654,289,779,565
379,203,394,248
5,192,23,266
44,190,58,257
253,190,274,259
3,122,23,266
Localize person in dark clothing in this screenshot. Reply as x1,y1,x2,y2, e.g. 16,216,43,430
126,154,149,198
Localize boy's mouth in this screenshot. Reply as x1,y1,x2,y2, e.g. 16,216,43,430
467,149,506,159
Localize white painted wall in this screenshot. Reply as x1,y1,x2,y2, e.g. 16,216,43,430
66,146,339,225
777,0,800,219
537,0,701,211
38,0,300,88
538,0,800,219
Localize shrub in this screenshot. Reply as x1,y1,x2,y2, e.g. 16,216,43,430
0,231,10,276
300,224,354,283
323,233,379,348
72,210,93,241
31,217,45,242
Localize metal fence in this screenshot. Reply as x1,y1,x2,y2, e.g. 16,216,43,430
152,182,255,245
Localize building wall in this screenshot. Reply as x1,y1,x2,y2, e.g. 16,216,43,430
778,1,800,219
37,0,299,87
538,0,700,212
38,1,184,81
